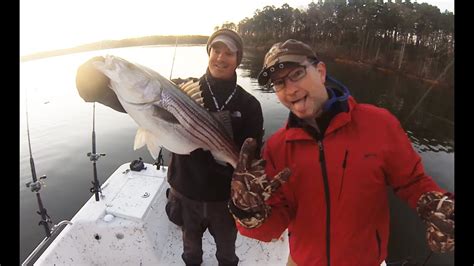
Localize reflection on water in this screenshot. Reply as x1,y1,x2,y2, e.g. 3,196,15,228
20,46,453,265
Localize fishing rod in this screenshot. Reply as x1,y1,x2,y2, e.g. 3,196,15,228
153,36,179,170
388,58,454,266
22,92,74,266
24,91,53,238
87,102,106,201
169,35,179,80
403,59,454,125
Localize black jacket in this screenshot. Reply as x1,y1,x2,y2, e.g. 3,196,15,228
168,70,264,201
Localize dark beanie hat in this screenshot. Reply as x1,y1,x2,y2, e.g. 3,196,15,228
206,29,244,66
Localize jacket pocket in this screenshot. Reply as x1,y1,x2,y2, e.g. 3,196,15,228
165,188,184,226
338,150,349,201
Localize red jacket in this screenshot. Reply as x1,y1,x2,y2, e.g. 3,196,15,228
237,97,444,266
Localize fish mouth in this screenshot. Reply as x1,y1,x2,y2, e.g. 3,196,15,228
122,99,155,106
116,91,159,106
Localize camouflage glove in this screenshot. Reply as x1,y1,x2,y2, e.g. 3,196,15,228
229,138,291,229
417,191,455,253
76,56,126,113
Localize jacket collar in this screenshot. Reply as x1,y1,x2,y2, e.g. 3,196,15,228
284,89,356,142
203,68,237,94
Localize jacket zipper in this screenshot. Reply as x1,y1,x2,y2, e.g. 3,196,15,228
338,150,348,201
318,140,331,266
376,230,381,259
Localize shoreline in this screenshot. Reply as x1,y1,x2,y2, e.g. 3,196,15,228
245,46,452,88
22,44,452,88
332,58,449,88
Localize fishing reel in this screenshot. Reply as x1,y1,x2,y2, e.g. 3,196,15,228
26,175,47,192
87,152,106,162
153,148,165,170
130,157,147,172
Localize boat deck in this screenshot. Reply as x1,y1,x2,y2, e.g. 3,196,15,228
33,163,289,265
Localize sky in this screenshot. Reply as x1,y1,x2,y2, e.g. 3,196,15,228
20,0,454,56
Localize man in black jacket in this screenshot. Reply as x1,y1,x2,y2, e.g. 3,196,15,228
76,29,264,266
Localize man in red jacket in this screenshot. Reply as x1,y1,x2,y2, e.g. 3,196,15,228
227,39,454,266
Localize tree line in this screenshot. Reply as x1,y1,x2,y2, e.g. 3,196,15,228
218,0,454,83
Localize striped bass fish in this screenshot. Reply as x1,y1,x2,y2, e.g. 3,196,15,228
93,55,239,168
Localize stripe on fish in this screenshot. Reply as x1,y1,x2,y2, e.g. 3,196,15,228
93,55,239,168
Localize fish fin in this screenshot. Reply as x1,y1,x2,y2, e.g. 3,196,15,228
181,80,200,93
179,79,195,91
190,91,202,99
210,150,236,169
134,128,149,150
134,128,161,159
185,85,201,95
177,80,203,104
146,138,161,159
174,79,203,107
214,159,229,167
196,97,204,107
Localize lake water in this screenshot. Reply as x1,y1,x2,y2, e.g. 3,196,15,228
20,45,454,265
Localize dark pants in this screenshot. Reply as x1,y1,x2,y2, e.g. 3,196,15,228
170,188,239,266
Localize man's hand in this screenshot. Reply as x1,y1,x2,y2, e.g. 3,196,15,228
417,191,455,253
229,138,291,228
76,56,126,113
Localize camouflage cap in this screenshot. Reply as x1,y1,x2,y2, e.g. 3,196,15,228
257,39,318,85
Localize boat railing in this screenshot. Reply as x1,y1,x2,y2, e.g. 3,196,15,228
21,220,73,266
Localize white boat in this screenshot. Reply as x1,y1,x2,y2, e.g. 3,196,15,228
23,162,289,265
